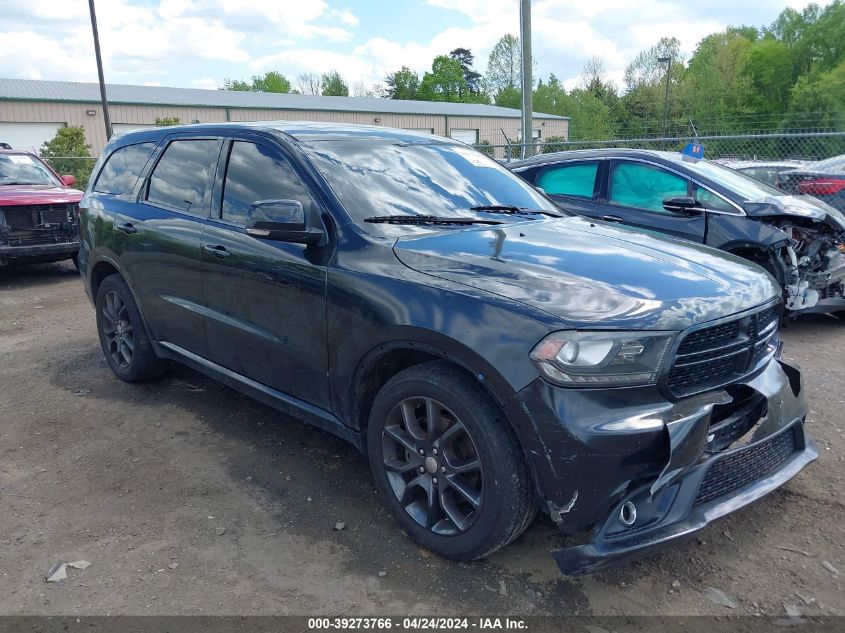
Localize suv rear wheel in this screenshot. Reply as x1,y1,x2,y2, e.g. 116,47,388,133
95,275,166,382
367,360,537,560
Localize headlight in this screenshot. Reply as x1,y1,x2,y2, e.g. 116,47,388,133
529,331,676,387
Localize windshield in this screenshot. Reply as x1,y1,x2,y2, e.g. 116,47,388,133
683,158,784,199
0,153,59,186
303,140,560,234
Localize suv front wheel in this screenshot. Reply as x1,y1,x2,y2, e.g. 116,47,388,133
95,275,166,382
367,361,537,560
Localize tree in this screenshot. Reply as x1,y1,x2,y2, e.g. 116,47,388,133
154,117,180,126
494,85,521,109
222,71,291,93
486,34,522,93
449,47,483,94
383,66,420,100
418,56,468,102
295,72,322,95
321,71,349,96
351,81,380,98
39,126,95,190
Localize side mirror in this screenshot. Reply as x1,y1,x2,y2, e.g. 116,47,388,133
245,199,324,245
61,174,77,186
662,196,702,214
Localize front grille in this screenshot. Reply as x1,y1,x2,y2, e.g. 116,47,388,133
694,427,796,506
667,305,780,397
1,204,73,229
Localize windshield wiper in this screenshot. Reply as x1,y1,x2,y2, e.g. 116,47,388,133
469,205,562,218
365,215,504,226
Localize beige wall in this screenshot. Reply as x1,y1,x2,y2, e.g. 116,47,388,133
0,100,569,156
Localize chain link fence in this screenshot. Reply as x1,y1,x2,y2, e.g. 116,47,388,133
474,130,845,164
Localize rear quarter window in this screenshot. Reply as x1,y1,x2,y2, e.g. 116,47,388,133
93,142,156,195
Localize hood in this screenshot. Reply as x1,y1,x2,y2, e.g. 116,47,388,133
393,216,780,330
743,195,845,231
0,184,83,207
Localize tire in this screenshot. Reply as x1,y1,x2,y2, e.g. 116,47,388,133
366,360,537,560
95,274,166,382
70,253,80,272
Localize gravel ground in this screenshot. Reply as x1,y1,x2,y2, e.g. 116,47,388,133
0,261,843,617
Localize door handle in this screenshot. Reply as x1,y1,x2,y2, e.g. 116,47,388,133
116,222,137,234
203,244,231,259
601,215,624,223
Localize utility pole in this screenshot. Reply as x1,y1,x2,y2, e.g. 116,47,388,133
658,55,672,136
519,0,533,159
88,0,112,140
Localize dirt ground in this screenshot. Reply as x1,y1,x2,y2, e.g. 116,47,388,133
0,261,843,617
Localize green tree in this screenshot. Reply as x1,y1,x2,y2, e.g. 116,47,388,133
154,117,180,126
449,47,483,94
418,56,468,102
383,66,420,99
487,34,520,91
493,85,521,108
321,71,349,96
39,126,95,190
222,71,291,93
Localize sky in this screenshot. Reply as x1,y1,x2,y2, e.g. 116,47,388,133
0,0,825,95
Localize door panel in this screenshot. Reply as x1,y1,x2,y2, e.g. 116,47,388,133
201,139,329,408
114,137,222,356
600,160,706,243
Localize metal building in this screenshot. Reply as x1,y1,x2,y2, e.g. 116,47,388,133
0,78,569,156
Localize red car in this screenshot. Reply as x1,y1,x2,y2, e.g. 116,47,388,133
0,149,83,266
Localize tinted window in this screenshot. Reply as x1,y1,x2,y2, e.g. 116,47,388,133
694,184,737,212
147,140,218,214
537,161,598,198
221,141,312,225
303,140,559,235
94,142,156,194
610,162,688,213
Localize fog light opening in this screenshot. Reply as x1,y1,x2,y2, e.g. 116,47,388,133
620,501,637,526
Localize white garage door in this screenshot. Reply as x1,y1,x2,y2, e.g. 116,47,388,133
112,123,157,136
450,128,478,145
0,122,64,152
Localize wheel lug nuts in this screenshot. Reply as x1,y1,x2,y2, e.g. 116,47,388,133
418,466,425,473
432,477,438,485
418,448,425,455
432,448,438,455
440,466,446,473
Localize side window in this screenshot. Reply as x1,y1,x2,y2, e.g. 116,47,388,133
221,141,313,225
694,184,737,213
536,161,599,198
94,142,156,195
609,162,688,213
146,139,219,214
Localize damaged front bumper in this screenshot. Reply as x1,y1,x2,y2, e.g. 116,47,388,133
509,357,817,576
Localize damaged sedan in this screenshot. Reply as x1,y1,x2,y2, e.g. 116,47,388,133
79,123,816,575
510,149,845,316
0,149,82,267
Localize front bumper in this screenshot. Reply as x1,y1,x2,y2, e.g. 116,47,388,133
508,358,816,575
0,240,79,262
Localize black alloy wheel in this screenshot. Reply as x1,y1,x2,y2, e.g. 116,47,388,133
101,289,134,369
382,396,483,535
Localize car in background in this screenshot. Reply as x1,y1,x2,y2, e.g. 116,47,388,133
0,149,82,266
714,158,811,187
777,154,845,212
77,122,816,575
510,149,845,316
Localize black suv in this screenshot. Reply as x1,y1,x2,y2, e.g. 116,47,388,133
510,149,845,317
78,123,816,575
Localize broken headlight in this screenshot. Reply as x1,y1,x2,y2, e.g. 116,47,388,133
530,331,676,387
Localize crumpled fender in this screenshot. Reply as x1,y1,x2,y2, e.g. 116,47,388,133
650,359,807,497
743,195,845,232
